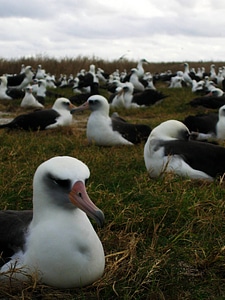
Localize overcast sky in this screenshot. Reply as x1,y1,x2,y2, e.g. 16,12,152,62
0,0,224,62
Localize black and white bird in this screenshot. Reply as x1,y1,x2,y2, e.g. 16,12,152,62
0,98,75,131
7,66,35,90
0,76,25,100
20,85,44,109
188,89,225,109
144,119,225,180
71,95,151,146
183,104,225,140
0,156,105,288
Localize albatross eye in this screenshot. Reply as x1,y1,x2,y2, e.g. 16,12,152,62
89,99,98,105
48,174,71,189
53,179,71,189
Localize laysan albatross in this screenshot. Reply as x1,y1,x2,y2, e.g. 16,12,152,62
71,95,151,146
0,156,105,288
0,97,75,131
144,120,225,180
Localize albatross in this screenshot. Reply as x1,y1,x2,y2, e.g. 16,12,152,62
0,97,75,131
71,95,151,146
182,105,225,140
0,156,105,288
144,120,225,180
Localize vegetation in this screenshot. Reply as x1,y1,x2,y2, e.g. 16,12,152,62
0,57,225,299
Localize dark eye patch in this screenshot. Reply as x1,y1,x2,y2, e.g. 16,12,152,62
47,173,71,189
53,179,71,189
89,99,98,105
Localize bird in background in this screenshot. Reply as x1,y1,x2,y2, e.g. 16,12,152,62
0,98,75,131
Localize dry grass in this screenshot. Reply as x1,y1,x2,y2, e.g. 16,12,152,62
1,57,225,299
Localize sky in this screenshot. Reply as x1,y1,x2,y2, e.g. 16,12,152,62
0,0,225,62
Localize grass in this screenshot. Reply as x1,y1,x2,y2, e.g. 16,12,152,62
1,58,225,299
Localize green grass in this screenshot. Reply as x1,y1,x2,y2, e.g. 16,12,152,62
1,65,225,299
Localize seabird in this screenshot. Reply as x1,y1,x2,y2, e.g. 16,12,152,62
71,95,151,146
136,58,149,78
0,76,13,100
36,79,47,105
0,76,25,100
0,156,105,288
144,119,225,180
183,105,225,140
70,79,100,105
129,68,145,92
188,89,225,109
7,66,35,90
0,98,75,131
111,81,167,109
77,64,98,89
35,64,46,80
20,85,44,109
132,88,168,107
183,63,193,86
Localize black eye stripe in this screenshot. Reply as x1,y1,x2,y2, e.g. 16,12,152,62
47,173,71,189
89,100,98,104
53,179,71,189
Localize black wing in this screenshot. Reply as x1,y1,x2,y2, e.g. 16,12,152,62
183,113,218,134
7,73,26,87
0,210,33,266
163,139,225,178
111,116,151,144
188,96,225,109
0,109,60,131
132,89,168,106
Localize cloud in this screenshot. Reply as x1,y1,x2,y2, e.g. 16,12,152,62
0,0,224,61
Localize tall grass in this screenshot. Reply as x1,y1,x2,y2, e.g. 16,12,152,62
0,57,225,299
0,55,224,78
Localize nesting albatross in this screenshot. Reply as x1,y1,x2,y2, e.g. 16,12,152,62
0,98,75,131
71,95,151,146
144,120,225,180
0,156,105,288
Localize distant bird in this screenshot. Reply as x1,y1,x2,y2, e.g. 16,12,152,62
0,156,105,288
183,104,225,140
183,63,193,86
114,82,167,108
20,86,44,109
129,68,145,92
36,79,47,105
110,86,126,108
0,76,24,100
188,89,225,109
0,98,75,131
71,95,151,146
143,72,156,90
7,66,34,90
0,76,13,100
77,64,98,89
110,82,138,108
191,79,205,94
136,58,149,78
144,119,225,180
209,64,217,81
35,64,46,79
70,79,100,105
169,73,184,88
132,88,168,107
